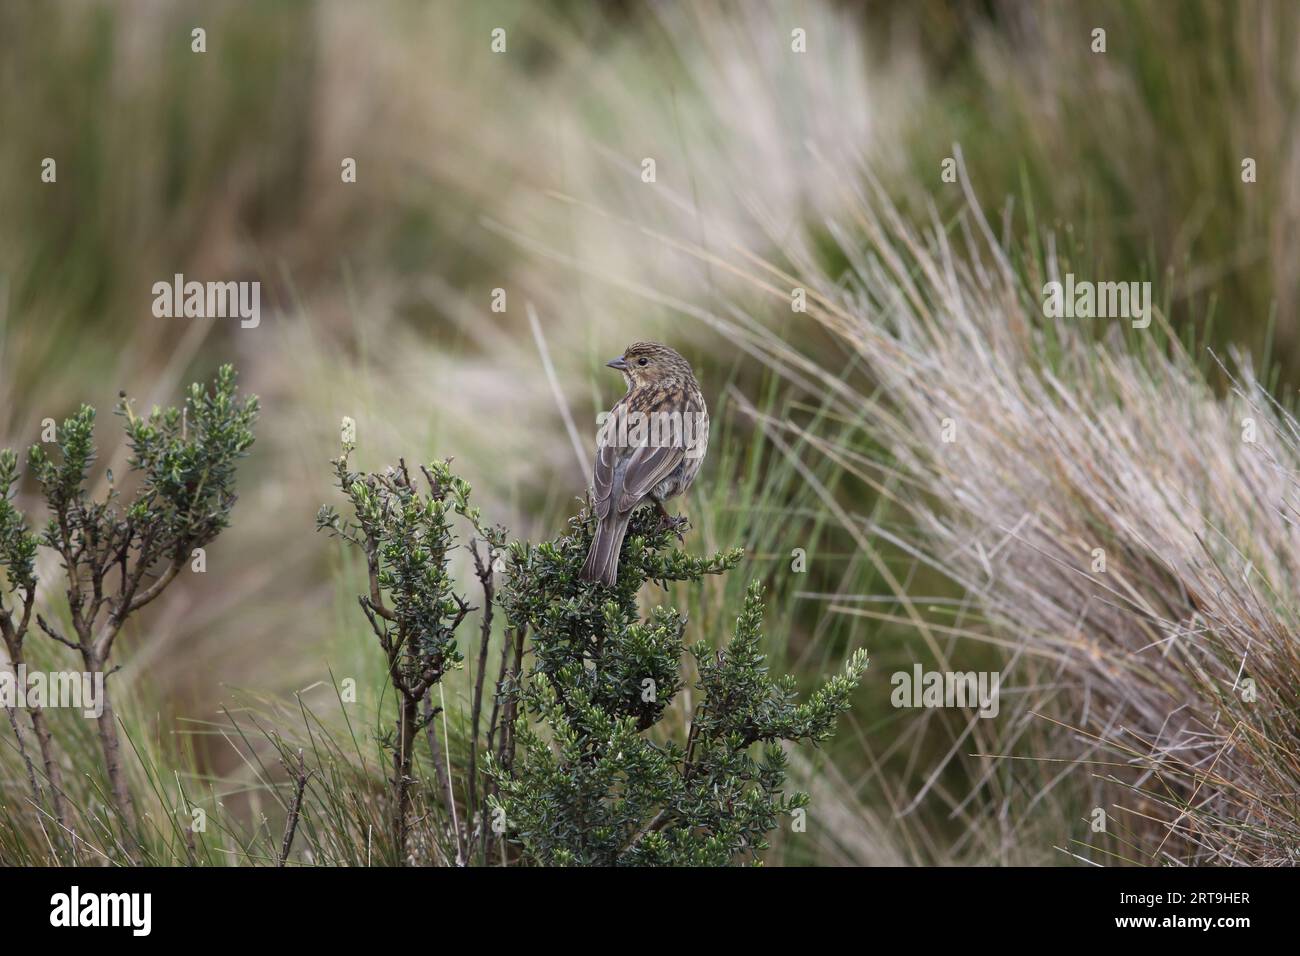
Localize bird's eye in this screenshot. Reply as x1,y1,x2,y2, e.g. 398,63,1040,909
637,357,649,367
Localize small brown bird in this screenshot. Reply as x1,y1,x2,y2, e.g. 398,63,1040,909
580,342,709,586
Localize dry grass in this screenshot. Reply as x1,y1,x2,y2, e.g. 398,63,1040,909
629,153,1300,864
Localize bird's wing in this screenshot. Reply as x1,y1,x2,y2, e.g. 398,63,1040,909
591,397,626,520
617,441,685,513
616,388,706,512
592,433,619,520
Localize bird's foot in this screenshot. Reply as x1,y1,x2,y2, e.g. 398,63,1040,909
657,513,690,541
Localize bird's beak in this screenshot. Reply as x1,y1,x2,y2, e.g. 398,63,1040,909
606,356,629,371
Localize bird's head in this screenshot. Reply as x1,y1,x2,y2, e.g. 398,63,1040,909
605,342,691,388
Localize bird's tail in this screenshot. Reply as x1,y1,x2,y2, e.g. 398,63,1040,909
580,512,632,586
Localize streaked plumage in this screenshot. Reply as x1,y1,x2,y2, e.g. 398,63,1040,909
580,343,708,586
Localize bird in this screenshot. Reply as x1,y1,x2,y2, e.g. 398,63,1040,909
580,342,709,586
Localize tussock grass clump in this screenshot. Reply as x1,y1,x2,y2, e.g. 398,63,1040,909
704,161,1300,864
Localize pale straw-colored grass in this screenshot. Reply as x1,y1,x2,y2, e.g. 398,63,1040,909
628,151,1300,864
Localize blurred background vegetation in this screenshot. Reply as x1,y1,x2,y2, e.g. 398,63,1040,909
2,0,1296,865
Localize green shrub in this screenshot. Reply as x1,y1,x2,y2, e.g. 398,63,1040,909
487,506,869,866
0,365,257,846
322,447,866,866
